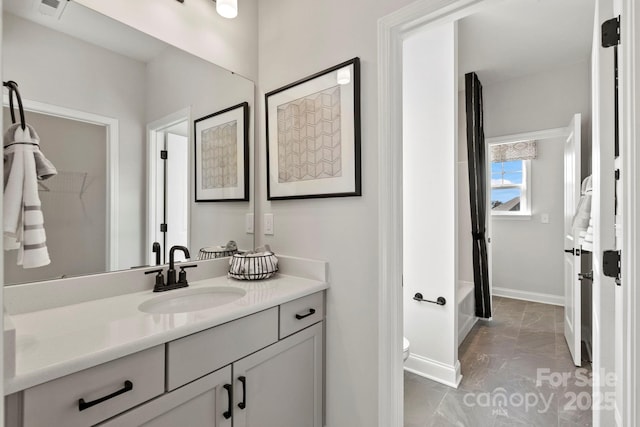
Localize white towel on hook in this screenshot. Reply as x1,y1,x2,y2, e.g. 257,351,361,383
3,124,52,268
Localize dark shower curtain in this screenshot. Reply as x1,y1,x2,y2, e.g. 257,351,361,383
465,72,492,319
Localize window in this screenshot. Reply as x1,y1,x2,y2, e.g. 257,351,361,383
491,159,530,216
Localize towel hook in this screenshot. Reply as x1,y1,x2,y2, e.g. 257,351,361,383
3,80,26,131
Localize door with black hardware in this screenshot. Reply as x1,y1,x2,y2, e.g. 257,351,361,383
232,323,323,427
563,113,582,366
97,365,232,427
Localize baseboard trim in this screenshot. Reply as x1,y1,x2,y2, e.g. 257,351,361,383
404,354,461,388
493,287,564,306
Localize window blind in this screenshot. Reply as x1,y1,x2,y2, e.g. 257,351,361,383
490,140,537,162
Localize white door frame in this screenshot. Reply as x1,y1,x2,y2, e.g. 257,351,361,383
619,1,638,425
377,1,639,426
146,107,191,266
3,95,120,270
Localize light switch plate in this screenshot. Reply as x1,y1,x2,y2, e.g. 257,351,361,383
245,213,254,234
264,213,274,235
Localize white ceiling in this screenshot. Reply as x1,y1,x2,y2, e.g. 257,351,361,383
4,0,167,63
458,0,596,86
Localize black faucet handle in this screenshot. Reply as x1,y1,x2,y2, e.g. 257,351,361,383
145,269,166,291
178,264,197,285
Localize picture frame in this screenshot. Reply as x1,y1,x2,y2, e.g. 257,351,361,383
194,102,249,202
265,57,361,200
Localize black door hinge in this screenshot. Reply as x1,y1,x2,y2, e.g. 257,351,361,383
603,250,621,286
160,150,168,160
615,169,620,180
602,16,620,48
160,223,168,232
602,16,621,157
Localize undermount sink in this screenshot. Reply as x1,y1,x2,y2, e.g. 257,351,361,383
138,287,246,314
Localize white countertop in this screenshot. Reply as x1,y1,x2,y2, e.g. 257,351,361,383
5,274,327,394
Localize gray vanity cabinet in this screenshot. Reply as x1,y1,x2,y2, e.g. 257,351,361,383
98,366,232,427
5,291,325,427
233,322,323,427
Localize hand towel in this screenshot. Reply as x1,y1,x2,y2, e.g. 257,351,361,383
572,175,592,235
3,124,52,268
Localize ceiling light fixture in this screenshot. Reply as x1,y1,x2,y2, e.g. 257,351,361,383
215,0,238,19
337,68,351,85
175,0,238,19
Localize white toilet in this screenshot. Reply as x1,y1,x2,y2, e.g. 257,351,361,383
403,337,410,361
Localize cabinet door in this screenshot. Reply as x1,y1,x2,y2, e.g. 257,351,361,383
233,322,323,427
98,366,232,427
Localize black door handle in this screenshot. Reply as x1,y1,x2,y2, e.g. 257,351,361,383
78,380,133,411
564,248,575,255
223,384,232,419
237,376,246,409
295,308,316,320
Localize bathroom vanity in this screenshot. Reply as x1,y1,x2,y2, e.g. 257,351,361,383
3,257,327,427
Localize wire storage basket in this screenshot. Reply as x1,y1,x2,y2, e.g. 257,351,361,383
198,247,239,259
228,249,278,280
198,241,239,259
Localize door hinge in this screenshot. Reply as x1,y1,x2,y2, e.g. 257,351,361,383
160,223,168,232
615,169,620,180
603,250,621,286
160,150,168,160
602,16,620,48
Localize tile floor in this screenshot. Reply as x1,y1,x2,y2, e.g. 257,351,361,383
404,296,593,427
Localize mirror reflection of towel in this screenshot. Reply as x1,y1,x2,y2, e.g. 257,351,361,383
3,123,55,268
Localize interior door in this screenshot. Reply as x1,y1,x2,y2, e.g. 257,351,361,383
563,113,582,366
164,132,189,261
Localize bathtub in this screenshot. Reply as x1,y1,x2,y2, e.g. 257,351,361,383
458,281,476,346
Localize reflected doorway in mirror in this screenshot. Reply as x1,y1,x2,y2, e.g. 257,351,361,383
147,109,191,266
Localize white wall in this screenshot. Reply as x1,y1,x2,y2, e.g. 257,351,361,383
491,137,565,300
457,61,592,302
145,47,255,255
75,0,259,81
3,13,148,270
403,23,459,385
457,91,474,285
257,0,416,425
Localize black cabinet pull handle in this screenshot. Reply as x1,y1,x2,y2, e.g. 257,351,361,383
78,380,133,411
295,308,316,320
223,384,232,419
237,376,246,409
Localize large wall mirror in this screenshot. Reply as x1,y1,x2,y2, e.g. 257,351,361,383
3,0,255,285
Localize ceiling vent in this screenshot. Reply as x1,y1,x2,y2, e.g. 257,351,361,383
35,0,68,20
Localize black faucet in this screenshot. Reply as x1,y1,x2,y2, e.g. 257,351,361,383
145,246,197,292
167,245,191,287
152,242,161,266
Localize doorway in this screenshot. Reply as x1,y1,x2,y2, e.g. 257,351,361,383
379,0,633,426
147,109,190,265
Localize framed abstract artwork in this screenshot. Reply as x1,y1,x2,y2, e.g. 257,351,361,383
194,102,249,202
265,57,361,200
